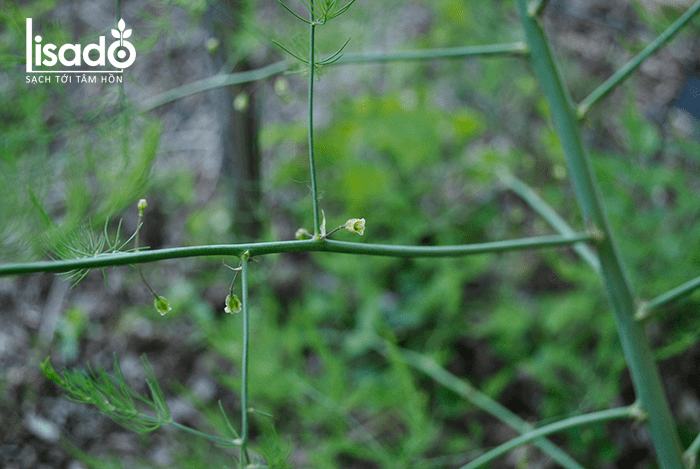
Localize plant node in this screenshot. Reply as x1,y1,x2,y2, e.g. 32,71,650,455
587,222,605,245
634,300,650,321
629,402,649,424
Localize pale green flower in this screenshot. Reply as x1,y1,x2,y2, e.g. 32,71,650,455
137,198,147,214
154,296,171,316
233,93,249,112
344,218,365,235
205,37,220,55
225,294,242,314
295,228,313,240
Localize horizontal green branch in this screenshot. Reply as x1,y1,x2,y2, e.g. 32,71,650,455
636,273,700,321
138,61,289,111
459,404,641,469
394,346,585,469
577,0,700,119
0,233,592,277
337,41,527,63
139,42,527,111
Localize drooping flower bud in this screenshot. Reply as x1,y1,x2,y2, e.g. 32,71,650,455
205,37,220,55
224,294,242,314
154,296,171,316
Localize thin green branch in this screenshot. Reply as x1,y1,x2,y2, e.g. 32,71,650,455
386,345,586,469
515,0,685,466
577,0,700,119
497,168,600,273
138,61,289,111
138,43,526,112
240,252,251,466
317,37,351,66
271,40,308,64
636,273,700,321
0,233,592,277
308,6,321,236
459,404,641,469
337,41,527,63
278,1,312,24
168,421,240,448
528,0,549,17
684,432,700,469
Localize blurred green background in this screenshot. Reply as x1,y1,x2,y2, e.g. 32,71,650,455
1,0,700,467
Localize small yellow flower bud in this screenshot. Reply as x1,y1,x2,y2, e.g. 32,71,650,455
344,218,365,236
225,294,242,314
154,296,171,316
137,198,147,214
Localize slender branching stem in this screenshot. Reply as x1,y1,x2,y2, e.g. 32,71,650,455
138,43,526,112
515,0,685,466
139,62,289,111
0,233,592,276
134,213,158,300
227,260,243,297
337,42,527,63
381,343,586,469
528,0,549,17
459,404,641,469
577,0,700,119
497,168,600,273
168,421,240,448
684,432,700,469
240,252,251,466
636,273,700,321
308,2,321,236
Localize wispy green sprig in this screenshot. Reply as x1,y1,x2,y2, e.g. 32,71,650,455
274,0,355,81
41,354,168,433
272,37,351,75
52,218,140,287
41,355,240,447
278,0,357,25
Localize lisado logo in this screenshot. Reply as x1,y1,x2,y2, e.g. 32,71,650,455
26,18,135,84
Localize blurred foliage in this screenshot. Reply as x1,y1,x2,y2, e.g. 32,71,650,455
0,1,164,262
4,0,700,467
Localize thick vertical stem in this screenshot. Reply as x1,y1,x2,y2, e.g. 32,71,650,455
308,4,321,236
514,1,684,467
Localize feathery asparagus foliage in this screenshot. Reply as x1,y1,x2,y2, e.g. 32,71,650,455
51,218,140,287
